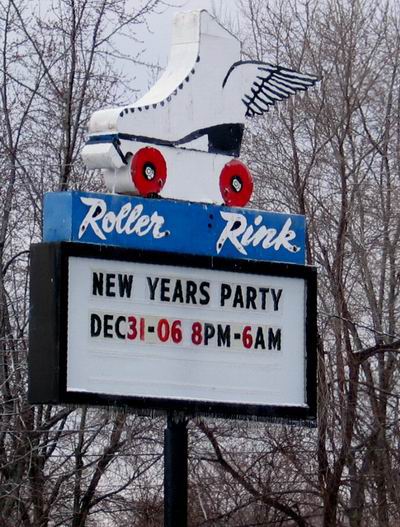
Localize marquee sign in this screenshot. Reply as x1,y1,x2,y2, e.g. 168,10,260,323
29,242,317,421
43,191,307,265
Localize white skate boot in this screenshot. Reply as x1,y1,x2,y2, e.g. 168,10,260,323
82,10,318,206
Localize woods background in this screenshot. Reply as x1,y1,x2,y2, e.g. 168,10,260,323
1,0,400,525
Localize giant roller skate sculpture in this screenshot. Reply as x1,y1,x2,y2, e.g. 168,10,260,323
82,10,318,207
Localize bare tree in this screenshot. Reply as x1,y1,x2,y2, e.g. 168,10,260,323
189,1,400,526
0,1,168,525
3,0,400,525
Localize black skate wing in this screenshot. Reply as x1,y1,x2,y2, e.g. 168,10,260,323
223,60,319,117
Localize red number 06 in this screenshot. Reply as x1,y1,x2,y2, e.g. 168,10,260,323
157,319,183,344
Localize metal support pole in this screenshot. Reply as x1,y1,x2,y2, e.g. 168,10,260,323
164,414,188,527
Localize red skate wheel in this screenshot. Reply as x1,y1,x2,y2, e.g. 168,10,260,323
219,160,253,207
131,147,167,196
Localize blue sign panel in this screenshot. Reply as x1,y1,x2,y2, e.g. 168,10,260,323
43,191,306,264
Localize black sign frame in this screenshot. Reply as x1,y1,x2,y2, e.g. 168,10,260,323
29,242,317,424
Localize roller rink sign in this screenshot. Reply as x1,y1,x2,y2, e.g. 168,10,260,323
43,191,307,264
28,6,318,423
